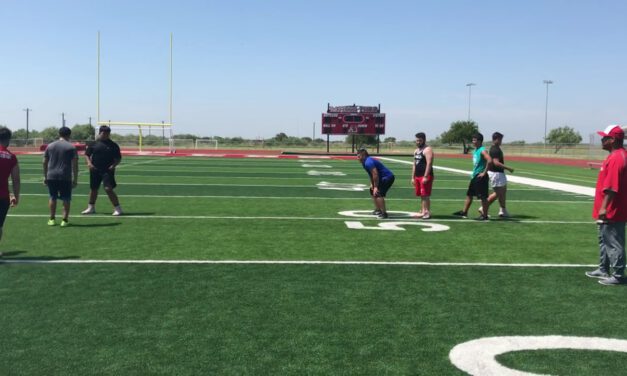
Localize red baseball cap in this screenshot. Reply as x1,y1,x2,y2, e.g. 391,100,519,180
597,125,624,139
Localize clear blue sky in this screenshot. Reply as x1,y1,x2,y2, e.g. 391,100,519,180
1,0,626,142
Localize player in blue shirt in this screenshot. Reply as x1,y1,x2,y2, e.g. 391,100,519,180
357,147,395,219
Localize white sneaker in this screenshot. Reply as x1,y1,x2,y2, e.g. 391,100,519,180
478,206,484,215
422,211,431,220
499,208,510,218
81,207,95,215
112,209,123,216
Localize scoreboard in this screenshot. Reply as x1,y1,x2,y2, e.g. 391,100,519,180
321,104,385,135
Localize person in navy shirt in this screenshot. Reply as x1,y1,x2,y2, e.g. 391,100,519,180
357,147,395,219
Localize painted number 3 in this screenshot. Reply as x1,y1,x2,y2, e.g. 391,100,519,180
338,211,450,232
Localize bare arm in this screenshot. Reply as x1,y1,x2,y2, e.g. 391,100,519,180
370,167,380,194
43,157,49,185
85,154,95,170
423,147,434,181
492,157,514,173
410,149,416,185
479,149,492,177
598,190,616,220
72,157,78,188
10,162,20,207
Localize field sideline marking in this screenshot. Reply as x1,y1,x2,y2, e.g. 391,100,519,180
380,157,595,197
17,193,591,203
0,259,596,267
6,213,594,224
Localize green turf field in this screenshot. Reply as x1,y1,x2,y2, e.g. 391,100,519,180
1,154,626,375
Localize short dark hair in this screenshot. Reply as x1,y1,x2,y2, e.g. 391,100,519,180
472,133,484,143
357,146,368,155
99,125,111,134
59,126,72,137
0,127,12,144
415,132,426,139
492,132,504,141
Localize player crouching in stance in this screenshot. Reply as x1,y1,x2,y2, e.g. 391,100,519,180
43,126,78,227
411,132,434,219
81,126,123,216
0,128,20,258
357,147,395,219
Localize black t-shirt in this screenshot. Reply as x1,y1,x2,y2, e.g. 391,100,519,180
414,147,434,177
85,139,121,171
488,145,504,172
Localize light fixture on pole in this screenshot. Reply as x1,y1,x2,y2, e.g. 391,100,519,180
543,80,553,145
466,83,476,121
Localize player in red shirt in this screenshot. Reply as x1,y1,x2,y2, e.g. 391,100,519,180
0,127,21,257
586,125,627,285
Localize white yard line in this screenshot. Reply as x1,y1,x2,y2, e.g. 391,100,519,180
6,213,593,224
380,157,595,197
0,259,595,267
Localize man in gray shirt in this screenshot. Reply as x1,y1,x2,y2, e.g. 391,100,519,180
43,127,78,227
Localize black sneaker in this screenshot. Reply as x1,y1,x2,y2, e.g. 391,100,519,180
372,209,382,215
377,212,388,219
453,210,468,219
475,215,489,221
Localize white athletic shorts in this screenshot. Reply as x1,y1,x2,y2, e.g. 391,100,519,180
488,171,507,188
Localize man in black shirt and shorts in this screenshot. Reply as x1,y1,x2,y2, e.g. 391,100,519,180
480,132,514,218
81,126,123,216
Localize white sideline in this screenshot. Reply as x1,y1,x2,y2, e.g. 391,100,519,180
379,157,595,197
0,259,595,267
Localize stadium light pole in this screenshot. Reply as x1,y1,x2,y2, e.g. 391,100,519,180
23,108,32,140
466,83,476,121
62,112,66,127
543,80,553,145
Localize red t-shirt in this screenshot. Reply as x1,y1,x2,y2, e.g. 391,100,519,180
0,146,17,199
593,148,627,221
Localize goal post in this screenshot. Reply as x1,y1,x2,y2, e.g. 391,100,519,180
97,121,175,153
194,138,219,150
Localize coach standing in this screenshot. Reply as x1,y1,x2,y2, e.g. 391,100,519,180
586,125,627,286
81,126,123,216
43,126,78,227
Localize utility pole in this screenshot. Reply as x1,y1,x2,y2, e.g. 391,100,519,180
312,122,315,141
23,108,32,141
466,83,476,121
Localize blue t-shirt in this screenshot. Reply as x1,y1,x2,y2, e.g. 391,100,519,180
363,157,394,180
472,146,487,178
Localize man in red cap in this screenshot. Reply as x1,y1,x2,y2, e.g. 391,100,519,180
586,125,627,285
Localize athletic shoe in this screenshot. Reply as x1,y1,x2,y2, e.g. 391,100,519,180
475,215,489,221
421,211,431,220
585,269,609,279
372,209,382,216
499,208,510,218
81,207,95,215
112,209,123,216
47,219,56,226
453,210,468,219
478,206,484,215
413,211,424,218
599,276,624,286
60,220,69,227
377,212,388,219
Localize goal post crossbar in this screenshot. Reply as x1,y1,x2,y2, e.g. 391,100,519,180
97,121,173,127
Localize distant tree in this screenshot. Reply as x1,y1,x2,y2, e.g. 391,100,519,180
509,140,526,145
344,134,377,147
40,126,61,142
546,126,582,153
440,120,479,154
71,123,96,141
274,132,288,142
383,137,396,143
173,133,198,140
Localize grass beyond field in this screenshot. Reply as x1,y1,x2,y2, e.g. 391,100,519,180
1,154,625,375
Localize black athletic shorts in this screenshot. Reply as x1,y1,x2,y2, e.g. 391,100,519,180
47,180,72,201
371,175,395,198
89,169,117,190
0,198,10,227
466,174,489,199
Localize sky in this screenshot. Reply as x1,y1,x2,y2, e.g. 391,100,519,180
1,0,626,142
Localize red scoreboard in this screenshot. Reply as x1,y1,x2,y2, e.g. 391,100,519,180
321,104,385,135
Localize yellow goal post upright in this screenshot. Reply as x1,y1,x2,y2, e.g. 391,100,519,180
96,32,175,153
